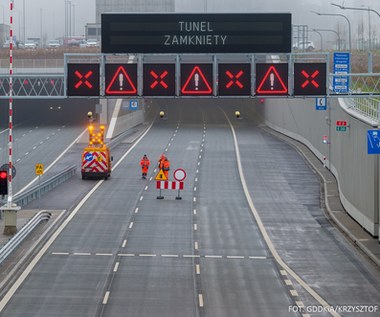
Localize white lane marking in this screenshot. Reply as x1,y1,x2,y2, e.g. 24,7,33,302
195,178,198,182
285,279,293,286
103,291,110,305
196,169,199,173
22,134,26,137
15,128,87,196
154,169,157,173
32,146,37,150
46,137,50,140
280,270,287,276
302,314,311,317
139,254,157,257
194,224,198,231
194,242,199,250
296,301,305,308
149,177,153,181
122,240,127,248
249,256,267,260
24,152,29,156
144,186,148,191
197,162,200,166
168,143,171,146
0,129,9,135
202,138,205,142
113,262,120,272
198,294,204,308
16,159,21,162
227,256,245,259
199,155,202,159
129,222,134,229
165,148,168,152
196,264,201,275
73,253,91,256
0,124,156,313
140,196,143,201
193,209,197,215
201,143,204,147
194,187,197,191
193,197,196,202
118,254,135,257
222,111,340,317
290,289,299,297
39,141,43,144
134,208,139,214
200,149,203,153
96,253,113,256
161,254,179,258
183,255,200,258
204,255,222,259
51,252,69,255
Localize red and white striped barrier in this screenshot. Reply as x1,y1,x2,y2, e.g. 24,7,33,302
156,181,184,190
156,181,184,200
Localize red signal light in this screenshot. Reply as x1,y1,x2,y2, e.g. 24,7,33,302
0,171,7,179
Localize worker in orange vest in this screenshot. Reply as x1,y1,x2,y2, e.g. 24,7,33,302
158,154,166,170
140,154,150,179
162,157,170,179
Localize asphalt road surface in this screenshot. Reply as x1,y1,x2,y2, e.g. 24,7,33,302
0,99,380,317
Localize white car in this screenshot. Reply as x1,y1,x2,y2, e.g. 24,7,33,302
86,39,99,47
293,41,315,51
24,40,37,49
48,40,61,48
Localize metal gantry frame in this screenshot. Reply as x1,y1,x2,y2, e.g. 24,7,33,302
1,52,380,99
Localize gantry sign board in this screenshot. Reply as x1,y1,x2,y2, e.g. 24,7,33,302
66,12,328,98
101,13,292,54
66,61,327,97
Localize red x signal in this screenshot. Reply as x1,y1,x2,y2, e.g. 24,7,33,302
150,70,169,89
74,70,93,89
301,70,319,88
226,70,244,89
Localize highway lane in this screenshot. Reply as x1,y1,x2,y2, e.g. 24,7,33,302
1,99,380,316
0,100,298,317
0,99,95,193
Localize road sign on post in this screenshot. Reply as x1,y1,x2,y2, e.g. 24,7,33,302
333,52,350,93
35,163,44,175
129,100,138,110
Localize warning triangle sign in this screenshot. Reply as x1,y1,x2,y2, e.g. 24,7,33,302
256,65,288,94
155,169,167,181
182,66,212,94
106,66,137,95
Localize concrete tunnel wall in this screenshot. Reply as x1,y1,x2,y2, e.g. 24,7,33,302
254,97,379,236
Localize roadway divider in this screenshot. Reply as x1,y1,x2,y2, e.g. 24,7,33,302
0,210,51,265
13,165,77,207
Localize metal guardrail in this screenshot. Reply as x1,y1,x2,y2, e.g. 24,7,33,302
0,210,52,265
344,97,380,123
14,165,77,207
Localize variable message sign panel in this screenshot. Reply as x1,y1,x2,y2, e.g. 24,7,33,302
101,13,292,54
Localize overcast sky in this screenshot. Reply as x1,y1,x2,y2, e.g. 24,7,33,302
0,0,379,43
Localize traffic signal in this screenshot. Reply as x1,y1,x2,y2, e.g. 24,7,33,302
159,111,165,119
235,111,241,119
0,170,8,196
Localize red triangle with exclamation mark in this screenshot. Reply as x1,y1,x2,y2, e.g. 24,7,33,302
106,66,137,95
182,66,212,94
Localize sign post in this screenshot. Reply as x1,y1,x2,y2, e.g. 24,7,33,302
35,163,44,209
173,168,186,200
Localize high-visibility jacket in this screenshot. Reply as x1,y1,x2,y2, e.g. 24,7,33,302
163,159,170,178
140,157,150,173
158,154,166,170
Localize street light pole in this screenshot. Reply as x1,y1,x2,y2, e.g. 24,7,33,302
312,28,341,50
311,10,351,51
331,3,380,51
311,29,323,51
